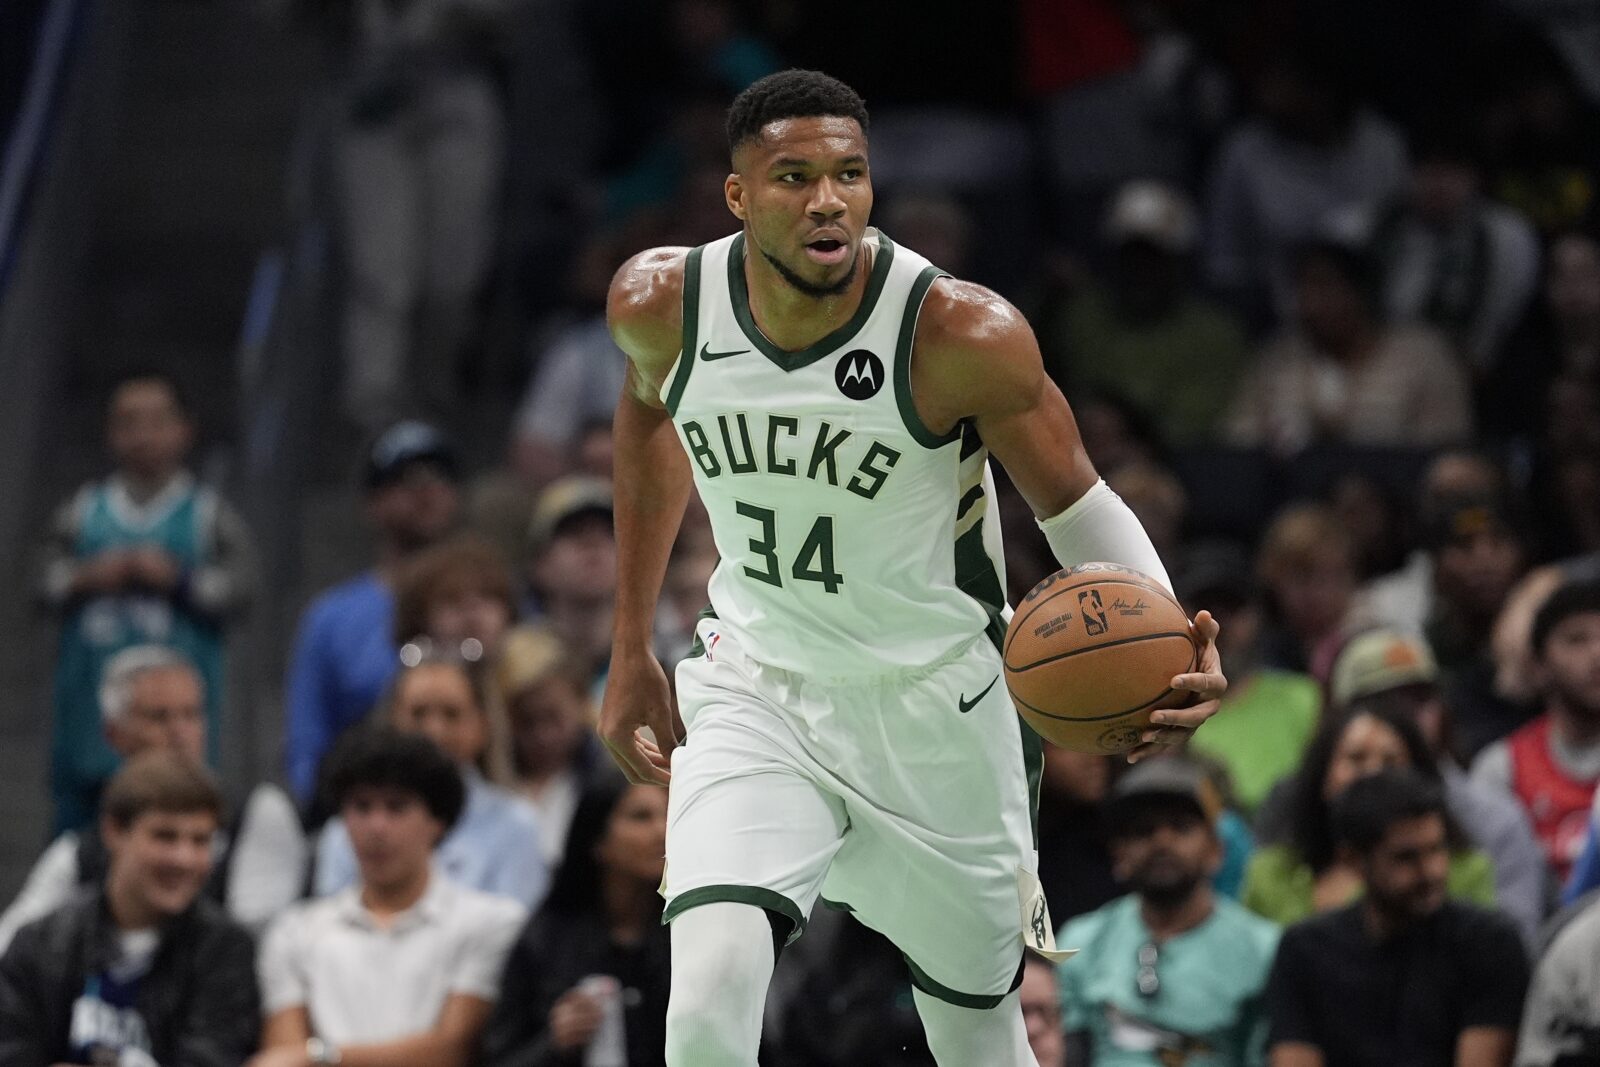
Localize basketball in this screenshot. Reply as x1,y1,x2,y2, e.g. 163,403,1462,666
1003,562,1198,754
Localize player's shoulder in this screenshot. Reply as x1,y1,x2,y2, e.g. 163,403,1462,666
608,246,692,324
915,275,1034,357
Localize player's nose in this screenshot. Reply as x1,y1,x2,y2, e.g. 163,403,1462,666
807,178,846,218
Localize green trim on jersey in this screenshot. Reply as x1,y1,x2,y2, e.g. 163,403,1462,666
954,523,1006,618
663,245,706,416
904,950,1026,1009
662,884,806,945
726,231,897,372
1019,713,1043,847
894,265,959,448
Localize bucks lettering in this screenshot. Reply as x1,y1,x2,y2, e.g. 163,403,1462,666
682,413,902,501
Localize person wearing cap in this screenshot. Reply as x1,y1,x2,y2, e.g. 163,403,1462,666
1326,629,1546,947
1472,580,1600,887
1224,236,1473,456
520,475,617,689
1040,179,1249,447
284,420,462,805
1265,770,1528,1067
36,369,258,832
1056,757,1280,1067
1182,542,1323,815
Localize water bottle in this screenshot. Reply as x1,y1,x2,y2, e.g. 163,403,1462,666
579,974,627,1067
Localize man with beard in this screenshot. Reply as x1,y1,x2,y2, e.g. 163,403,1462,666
1266,770,1528,1067
1471,579,1600,884
1056,758,1279,1066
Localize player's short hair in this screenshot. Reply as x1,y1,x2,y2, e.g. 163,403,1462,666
323,726,466,832
1532,579,1600,658
99,645,202,725
726,69,868,154
102,751,223,829
1331,768,1447,857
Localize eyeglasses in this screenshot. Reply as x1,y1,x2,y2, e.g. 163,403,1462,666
399,637,484,667
1136,942,1160,998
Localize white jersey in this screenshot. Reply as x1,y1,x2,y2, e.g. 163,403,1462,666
660,229,1009,678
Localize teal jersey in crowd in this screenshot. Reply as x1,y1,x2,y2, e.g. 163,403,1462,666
1058,893,1280,1067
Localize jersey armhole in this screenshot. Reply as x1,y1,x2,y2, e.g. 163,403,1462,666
893,265,961,449
663,245,705,417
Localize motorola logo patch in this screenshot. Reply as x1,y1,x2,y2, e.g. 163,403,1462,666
835,349,885,400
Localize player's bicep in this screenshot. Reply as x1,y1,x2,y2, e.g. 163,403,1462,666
972,362,1097,519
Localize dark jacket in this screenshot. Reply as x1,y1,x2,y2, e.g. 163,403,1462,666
0,887,259,1067
479,905,670,1067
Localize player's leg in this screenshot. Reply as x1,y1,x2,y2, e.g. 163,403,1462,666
914,987,1037,1066
663,622,848,1064
665,902,777,1065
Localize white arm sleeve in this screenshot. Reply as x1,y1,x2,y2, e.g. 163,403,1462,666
1036,479,1173,595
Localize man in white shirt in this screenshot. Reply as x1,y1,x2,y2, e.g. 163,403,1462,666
251,727,525,1067
0,645,305,951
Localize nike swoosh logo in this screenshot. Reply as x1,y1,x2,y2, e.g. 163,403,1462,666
699,344,749,361
958,675,999,714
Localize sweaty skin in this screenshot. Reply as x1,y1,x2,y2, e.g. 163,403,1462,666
600,116,1226,786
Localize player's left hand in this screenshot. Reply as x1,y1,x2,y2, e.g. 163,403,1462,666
1127,609,1226,763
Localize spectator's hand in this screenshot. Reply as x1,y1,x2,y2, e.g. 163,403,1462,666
599,646,680,786
73,549,133,595
128,546,182,592
549,988,604,1051
244,1049,311,1067
1127,610,1226,763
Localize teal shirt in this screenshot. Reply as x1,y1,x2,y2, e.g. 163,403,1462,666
1058,894,1280,1067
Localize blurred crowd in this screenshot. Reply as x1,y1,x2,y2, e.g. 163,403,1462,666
6,0,1600,1064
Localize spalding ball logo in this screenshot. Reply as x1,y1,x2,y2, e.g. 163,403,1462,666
835,349,885,400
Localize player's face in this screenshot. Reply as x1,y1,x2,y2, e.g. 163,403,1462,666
727,116,872,298
1361,813,1450,921
104,809,217,920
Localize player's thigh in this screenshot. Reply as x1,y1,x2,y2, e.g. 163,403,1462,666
664,647,848,937
822,639,1039,1004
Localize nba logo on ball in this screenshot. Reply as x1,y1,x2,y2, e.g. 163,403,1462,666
835,350,884,400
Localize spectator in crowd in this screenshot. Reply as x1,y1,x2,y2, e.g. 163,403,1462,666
1254,503,1359,678
509,231,632,489
1471,580,1600,884
1266,770,1528,1067
1484,229,1600,448
1019,952,1065,1067
319,0,512,430
314,651,548,910
1037,746,1119,925
1517,894,1600,1066
496,626,617,867
1041,179,1249,446
0,645,306,951
254,728,525,1067
1423,494,1530,681
656,509,719,665
1204,49,1408,322
1057,757,1280,1067
1225,238,1474,456
1327,629,1547,946
285,421,461,805
393,533,519,666
1244,706,1496,925
1184,544,1323,815
0,753,260,1065
522,475,617,690
480,780,670,1067
36,370,256,831
1344,122,1541,372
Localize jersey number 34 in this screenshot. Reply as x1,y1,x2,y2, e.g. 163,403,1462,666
734,501,843,594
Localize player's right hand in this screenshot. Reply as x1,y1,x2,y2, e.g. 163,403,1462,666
599,647,680,786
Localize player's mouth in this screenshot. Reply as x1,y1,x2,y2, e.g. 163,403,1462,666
803,233,851,266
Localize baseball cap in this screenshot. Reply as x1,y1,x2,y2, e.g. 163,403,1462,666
1328,630,1440,708
1107,757,1222,828
364,421,458,490
1103,180,1198,254
527,475,613,553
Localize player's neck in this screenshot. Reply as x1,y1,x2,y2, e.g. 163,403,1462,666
742,240,872,353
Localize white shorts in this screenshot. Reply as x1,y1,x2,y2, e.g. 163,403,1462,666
662,617,1058,1007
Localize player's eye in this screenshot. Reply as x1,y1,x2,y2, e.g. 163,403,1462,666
777,173,804,184
840,169,863,181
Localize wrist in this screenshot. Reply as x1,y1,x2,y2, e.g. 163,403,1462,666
306,1037,342,1066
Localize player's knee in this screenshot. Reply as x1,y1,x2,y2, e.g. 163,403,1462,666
666,901,775,1065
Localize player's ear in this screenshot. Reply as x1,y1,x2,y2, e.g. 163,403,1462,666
725,172,747,221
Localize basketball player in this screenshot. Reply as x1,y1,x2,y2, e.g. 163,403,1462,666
601,70,1228,1066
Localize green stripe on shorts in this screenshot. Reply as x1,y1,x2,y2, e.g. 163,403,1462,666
903,950,1026,1010
662,884,806,945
